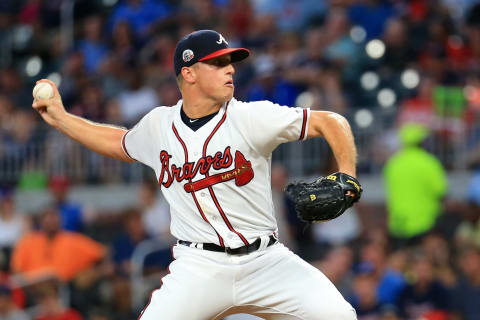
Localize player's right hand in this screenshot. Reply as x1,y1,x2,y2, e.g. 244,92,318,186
32,79,67,128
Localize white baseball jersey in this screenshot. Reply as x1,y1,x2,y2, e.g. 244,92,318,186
121,98,310,249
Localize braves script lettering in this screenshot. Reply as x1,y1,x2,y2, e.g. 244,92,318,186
159,146,233,188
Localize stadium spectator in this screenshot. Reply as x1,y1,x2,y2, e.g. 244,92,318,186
0,190,30,272
383,123,448,246
397,77,437,128
381,18,417,73
138,180,171,241
225,0,254,38
314,245,355,298
245,54,299,106
322,8,359,72
138,33,176,85
347,0,397,40
251,0,327,32
48,176,85,233
110,21,138,69
455,170,480,248
450,246,480,320
0,95,14,134
11,208,105,282
34,281,82,320
102,275,137,320
116,68,159,125
0,68,32,110
397,251,450,319
0,284,29,320
348,261,382,318
113,209,171,275
415,234,455,293
107,0,172,39
358,241,407,307
77,15,108,74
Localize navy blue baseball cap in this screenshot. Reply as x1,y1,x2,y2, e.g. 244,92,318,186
174,30,250,76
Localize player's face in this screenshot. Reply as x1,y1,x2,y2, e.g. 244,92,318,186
195,54,235,102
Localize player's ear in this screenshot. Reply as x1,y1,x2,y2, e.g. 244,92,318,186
181,66,196,84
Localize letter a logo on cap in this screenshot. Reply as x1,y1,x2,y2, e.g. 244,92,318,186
183,49,194,62
216,33,228,45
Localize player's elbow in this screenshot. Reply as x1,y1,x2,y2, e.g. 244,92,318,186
324,111,349,127
308,111,351,138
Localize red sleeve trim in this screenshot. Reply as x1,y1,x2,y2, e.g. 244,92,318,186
121,130,135,161
299,109,307,140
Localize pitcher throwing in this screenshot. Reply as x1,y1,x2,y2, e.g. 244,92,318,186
32,30,360,319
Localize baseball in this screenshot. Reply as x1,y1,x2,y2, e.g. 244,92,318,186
32,82,54,100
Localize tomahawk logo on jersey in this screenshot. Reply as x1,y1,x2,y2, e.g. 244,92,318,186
121,98,309,249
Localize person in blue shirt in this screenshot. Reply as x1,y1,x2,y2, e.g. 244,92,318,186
49,175,84,232
108,0,172,39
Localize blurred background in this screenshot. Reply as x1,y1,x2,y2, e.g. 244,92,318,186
0,0,480,319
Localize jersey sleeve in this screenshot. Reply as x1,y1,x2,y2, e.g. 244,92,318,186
121,109,159,169
245,100,310,155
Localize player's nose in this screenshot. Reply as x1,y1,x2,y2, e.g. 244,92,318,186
226,63,235,75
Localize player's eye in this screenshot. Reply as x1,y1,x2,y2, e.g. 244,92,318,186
204,56,231,67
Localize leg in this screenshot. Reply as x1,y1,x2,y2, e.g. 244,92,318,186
235,244,357,320
139,245,234,320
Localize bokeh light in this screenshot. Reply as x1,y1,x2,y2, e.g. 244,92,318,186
365,39,385,59
355,109,374,128
401,69,420,89
103,0,118,6
377,88,396,108
47,72,62,88
360,71,380,91
295,91,314,108
350,26,366,43
25,56,42,77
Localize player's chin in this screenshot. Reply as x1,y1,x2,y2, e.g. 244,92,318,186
222,87,234,101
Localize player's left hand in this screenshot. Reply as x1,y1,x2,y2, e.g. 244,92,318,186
284,172,362,223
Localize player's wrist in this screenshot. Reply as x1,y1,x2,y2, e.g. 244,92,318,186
54,110,73,130
337,169,356,178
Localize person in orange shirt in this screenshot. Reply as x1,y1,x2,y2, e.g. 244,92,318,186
11,207,105,282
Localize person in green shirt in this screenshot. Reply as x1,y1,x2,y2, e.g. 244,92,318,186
383,123,448,245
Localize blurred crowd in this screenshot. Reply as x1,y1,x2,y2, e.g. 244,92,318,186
0,178,175,320
2,159,480,320
0,0,480,319
0,0,480,183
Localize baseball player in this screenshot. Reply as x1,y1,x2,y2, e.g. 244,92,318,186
32,30,360,319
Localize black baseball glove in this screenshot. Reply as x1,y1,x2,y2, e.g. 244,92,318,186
284,172,362,223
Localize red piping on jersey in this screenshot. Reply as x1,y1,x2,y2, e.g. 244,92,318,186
202,103,250,246
172,123,225,247
299,109,307,141
121,130,136,161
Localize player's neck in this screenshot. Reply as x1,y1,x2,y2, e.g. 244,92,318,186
182,97,224,118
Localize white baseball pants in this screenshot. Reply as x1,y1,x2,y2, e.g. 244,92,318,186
139,243,357,320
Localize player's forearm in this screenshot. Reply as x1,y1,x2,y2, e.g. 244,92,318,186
56,112,132,162
308,111,357,177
